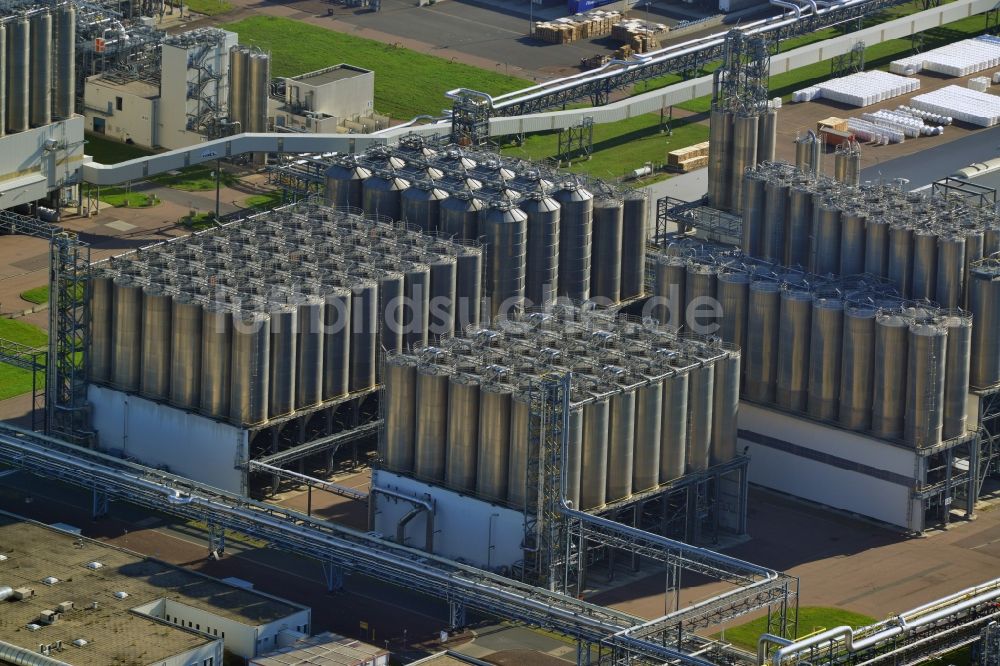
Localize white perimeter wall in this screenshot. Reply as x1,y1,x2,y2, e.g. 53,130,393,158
88,384,248,493
371,471,526,571
739,403,921,531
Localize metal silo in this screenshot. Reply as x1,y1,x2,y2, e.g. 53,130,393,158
839,210,867,276
935,235,966,309
477,383,513,503
565,404,584,509
349,279,377,392
911,230,939,301
941,313,972,440
230,310,270,426
969,263,1000,389
758,107,778,164
0,23,6,135
439,190,483,242
864,217,890,278
28,11,51,128
742,172,766,257
228,46,247,130
7,16,29,132
200,300,232,420
295,294,324,409
888,226,915,298
746,280,781,403
591,197,624,304
521,190,561,309
810,202,842,276
402,181,449,233
711,348,740,465
268,300,297,417
427,254,457,340
53,4,75,121
88,273,114,383
660,369,689,482
378,270,404,357
621,191,648,300
686,361,714,473
731,114,759,214
508,391,534,510
363,171,409,221
580,396,610,510
707,109,733,210
685,263,717,332
963,231,984,310
446,372,480,492
653,255,686,329
456,247,482,332
482,199,527,320
322,286,351,399
111,276,143,392
904,323,947,448
415,364,450,482
247,52,270,133
839,305,876,431
403,261,430,349
985,225,1000,258
632,377,663,492
872,313,909,439
139,284,172,401
717,271,749,353
383,355,417,473
325,156,371,210
607,387,636,503
762,178,789,263
786,183,813,268
776,287,812,412
807,297,843,422
169,293,203,410
555,181,594,303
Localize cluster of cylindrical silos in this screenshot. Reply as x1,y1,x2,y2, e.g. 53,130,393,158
706,101,778,214
381,305,740,513
322,139,648,320
742,163,1000,312
833,139,862,186
0,4,76,135
652,249,972,448
87,201,479,427
227,46,270,133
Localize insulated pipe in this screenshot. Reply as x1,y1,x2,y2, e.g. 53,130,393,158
757,634,792,664
369,486,435,553
771,0,802,17
0,640,73,666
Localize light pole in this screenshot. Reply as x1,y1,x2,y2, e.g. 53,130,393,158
201,150,221,221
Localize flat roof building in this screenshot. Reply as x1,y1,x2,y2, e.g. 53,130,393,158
250,631,389,666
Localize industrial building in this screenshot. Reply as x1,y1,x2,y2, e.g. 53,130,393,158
272,65,386,135
0,511,311,664
249,632,389,666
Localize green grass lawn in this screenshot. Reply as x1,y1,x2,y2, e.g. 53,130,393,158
222,16,530,120
185,0,233,15
85,133,153,164
91,185,158,208
181,211,219,231
243,191,286,209
19,286,49,305
717,607,876,652
0,364,37,400
151,164,239,192
0,317,48,400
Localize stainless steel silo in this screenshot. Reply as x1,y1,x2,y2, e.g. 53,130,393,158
228,46,247,131
383,355,417,473
363,171,410,221
685,263,717,333
762,178,789,263
746,280,781,403
555,182,594,303
53,4,75,121
565,405,584,509
839,210,867,276
985,225,1000,258
322,286,351,399
758,107,778,164
7,16,29,133
378,270,404,357
402,181,449,233
963,231,984,310
969,263,1000,389
864,217,890,278
904,323,947,448
591,197,624,304
477,383,513,503
941,313,972,440
403,261,430,350
935,235,966,310
872,313,909,439
621,191,648,300
786,184,813,268
415,364,450,482
508,391,534,510
580,396,610,510
810,202,842,276
482,199,527,320
707,109,733,210
607,388,636,503
427,254,457,340
521,191,561,309
911,230,939,301
439,190,483,242
717,271,750,353
88,273,114,383
230,310,270,426
446,373,480,493
660,370,689,482
0,23,6,136
632,378,662,492
325,157,371,210
200,300,232,420
268,301,297,417
295,294,324,409
456,247,482,333
139,284,172,401
653,255,686,329
28,11,51,128
742,172,766,257
711,349,740,465
247,52,270,133
111,276,143,392
839,305,876,431
349,279,377,392
731,114,759,215
686,361,714,472
169,293,203,410
807,297,844,422
888,226,915,298
776,287,812,412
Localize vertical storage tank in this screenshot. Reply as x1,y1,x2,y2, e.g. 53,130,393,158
711,348,740,465
325,156,371,210
716,271,750,354
632,373,663,492
402,261,430,350
730,114,759,215
88,272,114,383
477,383,513,503
482,199,527,320
935,235,966,310
888,226,915,298
363,171,409,221
521,190,561,309
653,255,686,329
427,254,457,340
941,313,972,440
53,4,75,121
606,386,636,503
685,263,717,329
810,201,842,276
401,180,449,233
904,323,947,447
378,269,405,358
139,284,172,401
439,189,483,242
686,360,714,472
228,46,247,130
741,171,766,257
872,313,909,440
621,191,648,300
111,276,143,392
864,217,890,278
839,210,867,276
383,355,417,473
565,402,584,510
555,181,594,303
785,183,813,268
295,293,324,409
230,310,270,426
507,391,532,510
322,286,351,400
707,109,733,211
200,300,233,420
446,372,480,493
28,11,52,128
7,16,29,133
969,261,1000,389
776,287,812,412
807,296,844,422
761,178,789,263
170,293,205,412
591,197,624,303
758,107,778,163
911,231,939,301
456,247,483,333
268,300,298,417
838,305,876,431
349,279,377,392
660,369,689,482
580,394,610,510
746,280,780,403
247,52,270,133
415,364,450,482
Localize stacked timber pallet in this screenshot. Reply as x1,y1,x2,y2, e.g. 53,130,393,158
535,10,622,44
668,141,709,172
612,18,668,43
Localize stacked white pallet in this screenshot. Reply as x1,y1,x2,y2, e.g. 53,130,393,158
994,71,1000,85
909,85,1000,127
792,86,822,102
897,105,952,125
814,70,919,107
861,110,923,137
889,36,1000,77
969,76,991,92
847,117,904,144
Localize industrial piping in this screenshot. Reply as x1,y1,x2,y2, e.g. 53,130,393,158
369,485,435,553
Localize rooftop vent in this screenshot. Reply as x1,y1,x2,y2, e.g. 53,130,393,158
113,591,129,600
85,561,103,570
41,577,59,586
72,639,88,647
